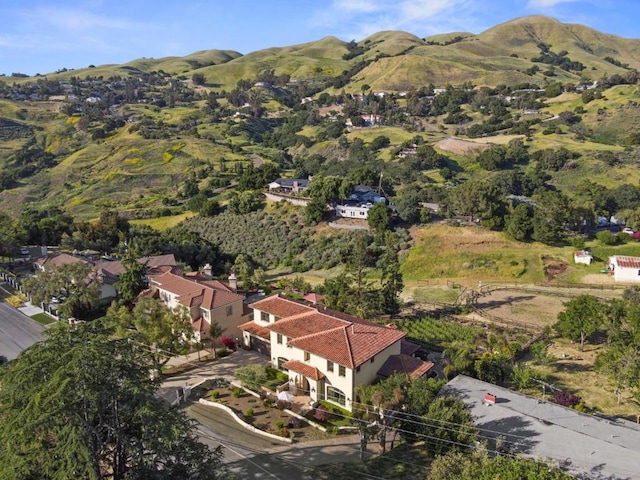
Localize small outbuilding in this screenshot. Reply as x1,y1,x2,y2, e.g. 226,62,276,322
574,250,593,265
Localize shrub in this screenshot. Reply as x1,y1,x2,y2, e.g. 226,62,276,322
550,391,581,408
596,230,618,245
232,387,243,398
278,427,290,438
287,416,301,429
244,407,254,418
234,364,268,391
216,348,230,358
313,405,330,422
258,389,268,400
220,336,236,350
263,398,275,408
210,390,220,399
274,420,285,430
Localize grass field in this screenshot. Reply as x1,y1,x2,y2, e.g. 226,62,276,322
31,313,56,325
522,338,640,420
130,212,196,230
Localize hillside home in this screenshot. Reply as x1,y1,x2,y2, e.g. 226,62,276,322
268,178,310,194
334,185,387,220
239,294,432,411
148,270,248,342
607,255,640,283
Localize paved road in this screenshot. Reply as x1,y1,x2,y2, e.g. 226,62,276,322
0,298,45,360
189,403,361,479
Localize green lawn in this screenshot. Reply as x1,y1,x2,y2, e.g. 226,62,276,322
31,313,56,325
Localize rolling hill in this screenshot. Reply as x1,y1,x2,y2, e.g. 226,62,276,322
2,15,640,219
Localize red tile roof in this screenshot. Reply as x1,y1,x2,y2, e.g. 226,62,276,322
401,340,422,356
238,321,271,340
613,255,640,269
259,295,405,368
192,317,210,333
283,360,325,381
249,295,314,318
303,292,324,304
150,271,244,310
35,252,87,270
377,354,434,380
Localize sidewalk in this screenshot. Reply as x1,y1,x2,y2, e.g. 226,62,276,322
18,301,46,318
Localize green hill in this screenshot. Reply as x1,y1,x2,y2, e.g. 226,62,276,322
3,15,640,218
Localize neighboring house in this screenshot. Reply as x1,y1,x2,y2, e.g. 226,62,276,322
335,204,371,219
34,252,117,301
239,294,431,411
607,255,640,283
441,375,640,480
574,250,593,265
268,178,310,194
149,270,248,342
335,185,387,220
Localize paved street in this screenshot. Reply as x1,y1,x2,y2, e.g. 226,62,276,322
163,350,362,479
0,295,45,360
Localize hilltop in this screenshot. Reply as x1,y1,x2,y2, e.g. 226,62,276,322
1,15,640,219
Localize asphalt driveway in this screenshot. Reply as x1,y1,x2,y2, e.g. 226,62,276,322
0,299,45,360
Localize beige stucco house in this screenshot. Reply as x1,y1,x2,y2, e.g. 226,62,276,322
149,270,249,342
239,294,432,412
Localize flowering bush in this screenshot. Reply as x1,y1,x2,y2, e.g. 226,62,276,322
220,336,236,350
550,391,581,408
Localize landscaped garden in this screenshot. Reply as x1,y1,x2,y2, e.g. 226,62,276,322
193,378,333,442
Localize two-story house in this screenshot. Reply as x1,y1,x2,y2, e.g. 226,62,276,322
149,270,249,342
239,294,432,412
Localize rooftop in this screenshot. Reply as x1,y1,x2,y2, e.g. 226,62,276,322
441,375,640,480
150,271,244,310
611,255,640,269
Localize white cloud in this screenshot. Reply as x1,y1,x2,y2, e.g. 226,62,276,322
311,0,486,41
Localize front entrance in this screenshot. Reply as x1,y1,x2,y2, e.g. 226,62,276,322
294,375,309,396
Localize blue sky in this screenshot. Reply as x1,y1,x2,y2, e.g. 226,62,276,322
1,0,638,76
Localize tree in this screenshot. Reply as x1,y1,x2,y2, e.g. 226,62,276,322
367,202,391,236
115,254,148,304
0,211,26,261
234,364,268,391
304,197,327,226
413,396,477,455
505,203,533,241
0,322,226,479
531,189,572,245
191,72,206,86
554,295,603,351
233,253,254,291
394,189,422,223
378,232,404,315
22,261,100,320
105,297,192,376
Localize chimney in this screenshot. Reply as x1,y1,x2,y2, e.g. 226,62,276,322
228,272,238,292
203,263,213,280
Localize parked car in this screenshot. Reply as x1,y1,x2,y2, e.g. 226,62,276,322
622,227,635,235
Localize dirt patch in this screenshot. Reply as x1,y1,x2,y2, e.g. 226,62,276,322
474,290,567,329
434,137,491,155
542,255,570,281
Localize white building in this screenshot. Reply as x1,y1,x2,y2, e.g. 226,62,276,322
239,295,431,411
335,204,371,220
574,250,593,265
607,255,640,283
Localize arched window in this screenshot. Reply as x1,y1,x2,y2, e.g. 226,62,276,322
277,357,288,371
326,386,346,406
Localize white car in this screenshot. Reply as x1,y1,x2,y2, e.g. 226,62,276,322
622,227,635,235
